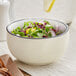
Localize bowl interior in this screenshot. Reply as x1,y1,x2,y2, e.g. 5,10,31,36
6,18,69,39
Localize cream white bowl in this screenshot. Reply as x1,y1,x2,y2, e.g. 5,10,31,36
6,18,69,65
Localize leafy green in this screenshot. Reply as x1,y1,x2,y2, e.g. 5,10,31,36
44,20,51,25
48,32,52,37
18,32,25,36
23,21,35,28
45,27,50,32
45,25,54,32
22,35,28,37
15,27,21,32
11,27,21,35
35,22,38,25
11,27,25,36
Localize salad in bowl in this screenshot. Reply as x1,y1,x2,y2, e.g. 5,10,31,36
6,18,69,65
11,20,64,38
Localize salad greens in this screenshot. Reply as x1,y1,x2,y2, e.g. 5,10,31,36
11,20,63,38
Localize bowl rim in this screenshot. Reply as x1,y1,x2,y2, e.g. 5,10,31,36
6,18,69,40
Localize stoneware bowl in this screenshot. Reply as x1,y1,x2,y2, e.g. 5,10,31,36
6,18,69,65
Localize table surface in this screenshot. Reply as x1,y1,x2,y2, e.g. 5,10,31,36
0,26,76,76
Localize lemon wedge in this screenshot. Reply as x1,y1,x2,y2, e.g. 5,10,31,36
44,0,55,12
